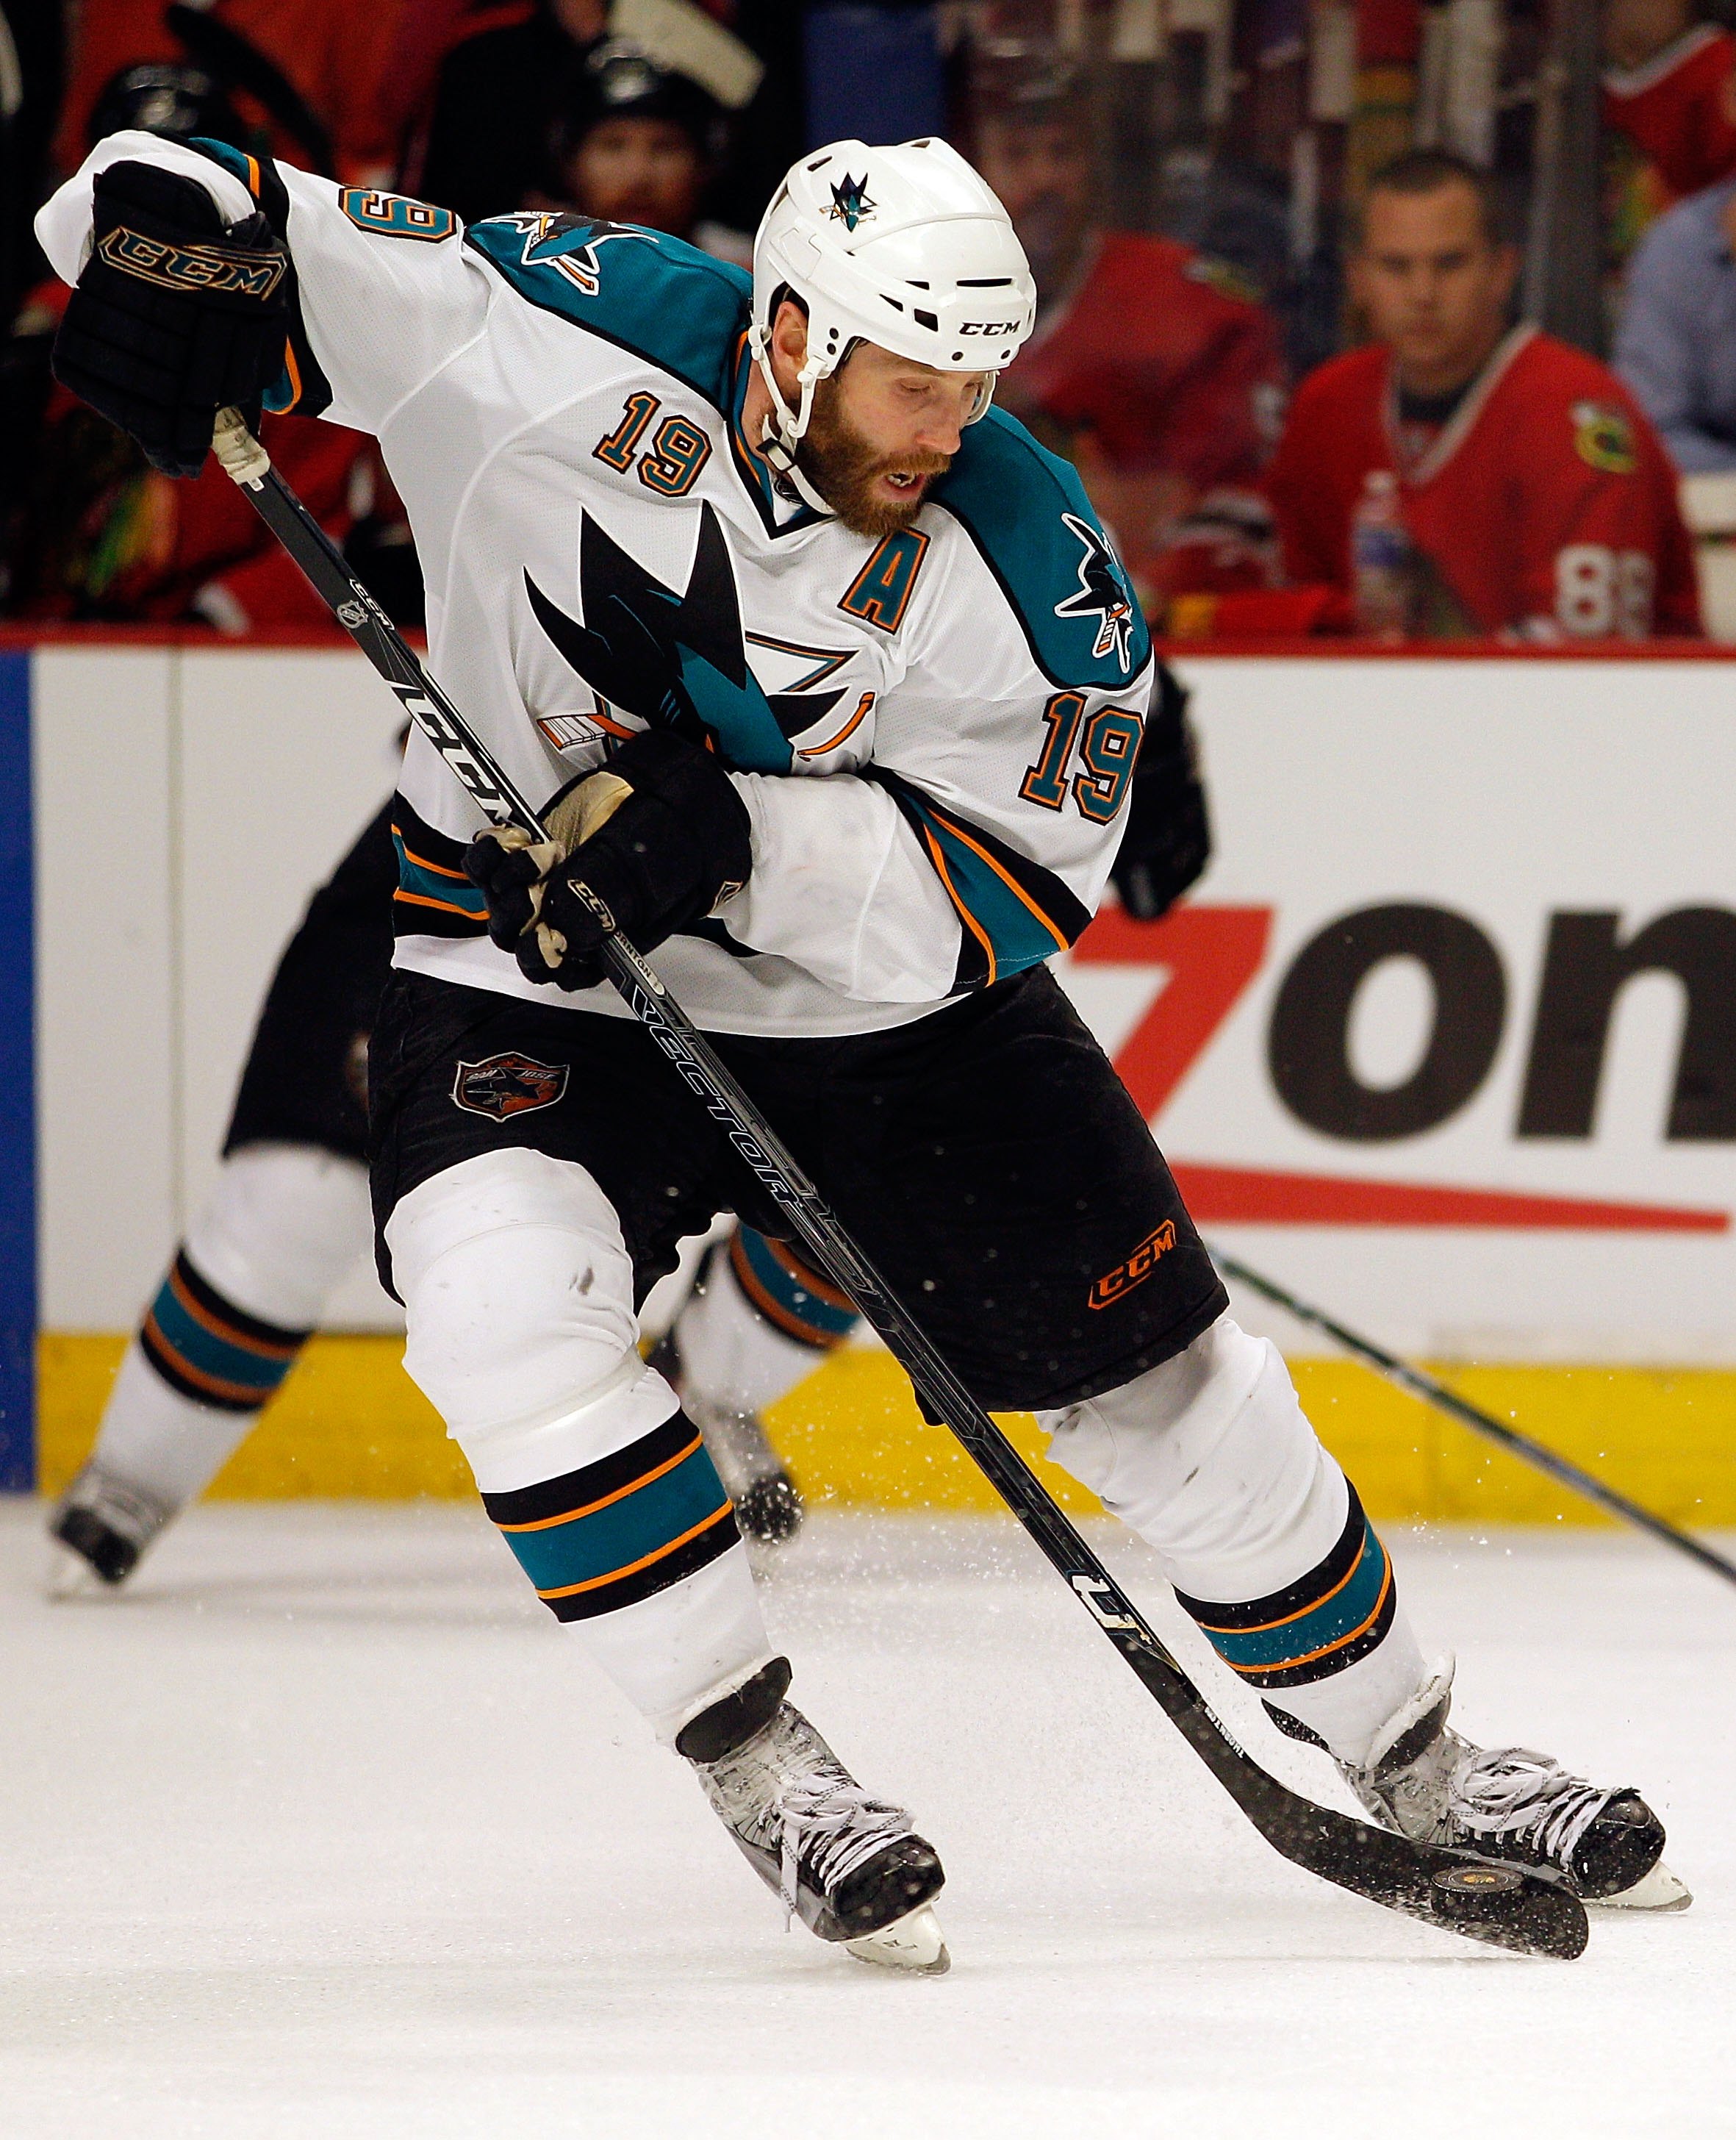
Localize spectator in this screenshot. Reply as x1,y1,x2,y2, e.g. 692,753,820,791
1603,0,1736,207
54,0,403,184
1266,150,1700,639
532,36,749,262
976,61,1287,609
1615,159,1736,472
411,0,763,233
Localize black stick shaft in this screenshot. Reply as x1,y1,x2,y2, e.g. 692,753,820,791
1213,1249,1736,1590
209,410,1589,1958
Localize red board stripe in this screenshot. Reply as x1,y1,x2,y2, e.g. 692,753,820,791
1171,1164,1727,1231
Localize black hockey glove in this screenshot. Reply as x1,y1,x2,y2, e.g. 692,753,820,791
465,730,753,992
1108,663,1212,921
51,161,289,480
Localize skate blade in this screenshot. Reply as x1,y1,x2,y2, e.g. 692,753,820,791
44,1541,108,1601
844,1903,950,1975
1590,1859,1693,1913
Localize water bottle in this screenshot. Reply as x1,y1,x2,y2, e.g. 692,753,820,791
1351,469,1413,641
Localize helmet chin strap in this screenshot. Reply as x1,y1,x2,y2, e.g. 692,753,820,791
748,319,835,517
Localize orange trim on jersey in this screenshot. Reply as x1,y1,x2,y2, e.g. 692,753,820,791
392,887,482,919
244,153,262,198
279,338,304,414
928,808,1071,956
391,828,472,881
797,690,875,759
166,1267,299,1361
918,825,998,988
494,1432,704,1533
534,1503,734,1599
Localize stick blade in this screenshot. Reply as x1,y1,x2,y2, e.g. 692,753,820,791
1266,1792,1589,1958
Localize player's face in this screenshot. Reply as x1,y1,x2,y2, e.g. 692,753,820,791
1353,182,1519,394
975,117,1092,297
565,118,705,239
798,341,991,538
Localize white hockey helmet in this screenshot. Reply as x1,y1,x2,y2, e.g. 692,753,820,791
750,136,1037,496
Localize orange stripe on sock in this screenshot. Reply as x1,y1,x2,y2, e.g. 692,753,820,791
1231,1560,1394,1678
494,1432,704,1533
167,1267,300,1361
142,1315,275,1406
534,1503,734,1600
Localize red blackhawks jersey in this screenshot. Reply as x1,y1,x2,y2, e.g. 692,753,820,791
1602,25,1736,202
1000,232,1284,490
1265,327,1701,640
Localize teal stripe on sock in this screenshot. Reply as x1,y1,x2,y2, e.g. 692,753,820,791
498,1434,732,1597
1199,1528,1391,1678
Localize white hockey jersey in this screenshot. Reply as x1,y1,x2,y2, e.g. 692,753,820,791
40,134,1155,1038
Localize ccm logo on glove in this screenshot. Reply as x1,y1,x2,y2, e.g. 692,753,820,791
94,225,287,299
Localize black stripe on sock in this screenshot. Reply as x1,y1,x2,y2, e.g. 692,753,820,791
1172,1480,1368,1632
542,1504,740,1622
175,1250,312,1352
1247,1570,1398,1689
480,1411,699,1530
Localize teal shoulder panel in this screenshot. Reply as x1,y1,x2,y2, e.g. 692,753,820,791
464,214,750,409
929,407,1151,692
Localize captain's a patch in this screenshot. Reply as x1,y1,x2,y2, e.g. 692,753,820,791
453,1052,570,1120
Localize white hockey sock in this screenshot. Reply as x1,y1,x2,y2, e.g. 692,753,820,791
1042,1314,1425,1769
390,1151,775,1741
90,1144,371,1510
672,1230,856,1418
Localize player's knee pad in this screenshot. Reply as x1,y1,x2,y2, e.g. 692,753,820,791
1042,1314,1324,1577
674,1228,856,1416
1044,1314,1349,1592
386,1147,675,1487
1044,1313,1420,1742
187,1141,371,1331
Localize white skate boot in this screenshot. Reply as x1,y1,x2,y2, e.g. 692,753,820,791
679,1660,949,1971
47,1461,176,1595
1313,1660,1690,1911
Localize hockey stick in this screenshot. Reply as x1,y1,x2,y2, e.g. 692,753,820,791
212,409,1587,1961
1210,1250,1736,1592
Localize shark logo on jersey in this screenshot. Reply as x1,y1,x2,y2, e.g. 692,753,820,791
828,175,877,232
523,505,849,773
488,211,662,297
452,1052,570,1120
1053,514,1137,676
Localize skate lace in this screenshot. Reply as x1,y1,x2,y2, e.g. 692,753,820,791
776,1776,912,1929
1452,1747,1615,1870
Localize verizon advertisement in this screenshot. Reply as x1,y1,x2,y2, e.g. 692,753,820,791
1058,656,1736,1364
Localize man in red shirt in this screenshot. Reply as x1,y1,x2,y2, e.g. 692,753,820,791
1266,148,1700,639
975,65,1285,604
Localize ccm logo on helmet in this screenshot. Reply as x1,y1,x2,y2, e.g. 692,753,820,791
958,321,1023,335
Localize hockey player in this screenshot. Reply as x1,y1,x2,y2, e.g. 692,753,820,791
48,36,809,1584
40,129,1684,1967
1266,148,1700,639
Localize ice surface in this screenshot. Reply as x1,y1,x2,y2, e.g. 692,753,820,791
1,1499,1730,2138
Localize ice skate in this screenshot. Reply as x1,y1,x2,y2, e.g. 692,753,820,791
1327,1659,1689,1911
680,1661,948,1971
47,1461,176,1596
648,1328,804,1546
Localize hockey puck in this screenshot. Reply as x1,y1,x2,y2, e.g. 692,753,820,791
1431,1864,1525,1895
